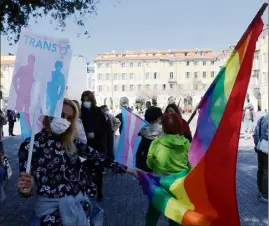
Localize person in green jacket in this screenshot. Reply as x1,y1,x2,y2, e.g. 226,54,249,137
145,112,191,226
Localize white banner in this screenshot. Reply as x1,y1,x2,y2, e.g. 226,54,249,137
7,27,72,119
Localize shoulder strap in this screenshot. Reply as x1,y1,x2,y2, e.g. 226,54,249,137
259,116,264,139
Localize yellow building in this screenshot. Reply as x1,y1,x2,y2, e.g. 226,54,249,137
94,49,220,110
248,24,268,111
94,26,268,111
0,54,16,108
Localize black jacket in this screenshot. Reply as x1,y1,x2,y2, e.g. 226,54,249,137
80,106,110,154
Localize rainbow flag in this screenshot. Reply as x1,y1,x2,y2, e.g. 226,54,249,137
115,106,149,168
138,4,266,226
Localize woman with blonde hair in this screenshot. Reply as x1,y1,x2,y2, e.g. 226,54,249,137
17,98,138,226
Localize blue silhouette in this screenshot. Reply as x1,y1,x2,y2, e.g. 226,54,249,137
46,61,65,116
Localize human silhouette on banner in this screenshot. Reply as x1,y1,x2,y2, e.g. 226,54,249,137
13,55,35,113
46,61,65,116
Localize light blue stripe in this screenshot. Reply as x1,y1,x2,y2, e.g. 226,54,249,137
115,106,128,164
20,112,32,140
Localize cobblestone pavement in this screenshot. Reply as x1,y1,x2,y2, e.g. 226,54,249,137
0,121,268,226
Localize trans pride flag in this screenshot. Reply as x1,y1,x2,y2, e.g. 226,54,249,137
20,112,44,140
115,106,148,168
138,4,266,226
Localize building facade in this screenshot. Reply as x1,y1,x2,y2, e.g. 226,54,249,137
94,49,220,110
94,26,268,111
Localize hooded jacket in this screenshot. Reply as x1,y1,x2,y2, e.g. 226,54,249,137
135,124,163,171
147,134,190,175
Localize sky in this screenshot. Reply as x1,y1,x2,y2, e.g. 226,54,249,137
1,0,268,61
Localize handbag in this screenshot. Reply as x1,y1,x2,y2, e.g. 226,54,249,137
257,116,268,153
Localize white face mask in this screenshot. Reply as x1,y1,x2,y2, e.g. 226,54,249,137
83,101,91,109
50,118,71,135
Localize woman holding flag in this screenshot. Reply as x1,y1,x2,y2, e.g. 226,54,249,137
17,98,138,226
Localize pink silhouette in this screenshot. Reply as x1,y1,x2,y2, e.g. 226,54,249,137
23,112,44,133
13,55,35,113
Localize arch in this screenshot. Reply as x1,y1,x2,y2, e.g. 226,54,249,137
135,96,145,111
183,96,193,112
120,96,129,106
168,96,176,104
104,97,114,109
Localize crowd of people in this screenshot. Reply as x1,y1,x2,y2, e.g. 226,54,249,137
0,91,267,226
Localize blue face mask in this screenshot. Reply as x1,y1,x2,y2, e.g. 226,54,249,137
83,102,91,109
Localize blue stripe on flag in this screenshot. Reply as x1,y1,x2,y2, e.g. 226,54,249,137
115,106,149,168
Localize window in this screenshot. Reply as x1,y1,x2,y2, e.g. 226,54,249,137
211,61,214,65
130,62,133,67
98,73,102,80
170,84,173,89
107,86,110,92
154,72,157,79
154,84,158,90
122,85,125,91
203,71,207,78
170,72,174,79
98,85,103,92
121,63,125,67
106,63,109,68
146,73,150,79
203,61,206,66
114,85,118,91
122,73,126,80
106,73,110,80
193,61,198,66
146,63,149,67
194,72,198,79
138,84,142,90
130,85,134,91
130,73,134,80
186,72,190,78
146,84,150,89
97,63,102,68
138,62,142,67
211,71,215,78
169,62,173,66
186,61,190,66
163,84,166,90
114,73,118,80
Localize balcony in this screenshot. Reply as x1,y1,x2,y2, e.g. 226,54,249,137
168,77,177,83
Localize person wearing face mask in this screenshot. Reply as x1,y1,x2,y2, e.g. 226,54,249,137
80,91,111,202
100,105,121,161
72,100,87,144
136,107,163,172
17,98,139,226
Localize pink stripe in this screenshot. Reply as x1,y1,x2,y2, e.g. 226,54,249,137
121,110,131,164
129,117,142,159
188,133,205,166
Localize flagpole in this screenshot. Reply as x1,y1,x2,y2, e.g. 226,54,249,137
187,3,268,125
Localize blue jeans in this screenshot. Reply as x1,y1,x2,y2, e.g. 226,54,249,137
244,119,253,132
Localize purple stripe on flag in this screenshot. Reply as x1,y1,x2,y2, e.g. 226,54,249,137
121,108,132,165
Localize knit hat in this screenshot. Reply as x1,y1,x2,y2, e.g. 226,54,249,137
162,112,183,135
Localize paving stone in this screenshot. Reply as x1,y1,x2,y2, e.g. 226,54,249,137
0,121,267,226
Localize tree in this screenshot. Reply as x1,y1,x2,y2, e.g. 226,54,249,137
0,0,106,43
